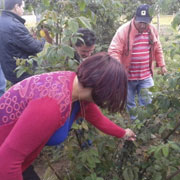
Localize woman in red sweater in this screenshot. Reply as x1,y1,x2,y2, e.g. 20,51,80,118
0,52,136,180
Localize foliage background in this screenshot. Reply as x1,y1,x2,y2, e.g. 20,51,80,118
3,0,180,179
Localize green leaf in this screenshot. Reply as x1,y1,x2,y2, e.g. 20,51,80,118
123,168,129,180
132,167,139,180
68,19,79,33
123,168,134,180
78,0,86,11
154,146,162,158
43,0,50,7
16,68,26,78
71,123,80,130
171,13,180,30
81,121,89,130
68,59,76,68
78,16,92,29
62,45,74,58
71,37,78,45
170,143,180,151
87,155,96,168
85,178,91,180
97,178,104,180
89,149,99,157
86,9,97,25
128,168,134,180
152,172,162,180
27,59,34,65
162,145,169,157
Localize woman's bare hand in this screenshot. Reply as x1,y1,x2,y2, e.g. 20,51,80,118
124,128,136,141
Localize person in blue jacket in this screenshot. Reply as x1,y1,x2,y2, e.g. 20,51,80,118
0,0,51,85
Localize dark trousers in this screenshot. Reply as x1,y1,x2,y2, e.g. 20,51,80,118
23,165,40,180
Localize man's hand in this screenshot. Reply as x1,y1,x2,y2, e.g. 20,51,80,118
161,66,167,75
40,28,53,44
41,28,53,44
30,28,37,39
124,128,136,141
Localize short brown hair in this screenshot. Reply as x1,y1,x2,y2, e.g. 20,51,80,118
77,52,127,113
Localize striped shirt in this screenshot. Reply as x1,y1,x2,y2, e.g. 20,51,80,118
128,32,151,80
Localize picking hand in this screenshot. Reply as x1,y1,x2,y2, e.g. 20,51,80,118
30,28,37,39
41,28,53,44
124,128,136,141
160,66,167,75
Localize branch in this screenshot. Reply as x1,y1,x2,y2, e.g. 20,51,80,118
163,120,180,143
74,130,83,150
166,168,180,180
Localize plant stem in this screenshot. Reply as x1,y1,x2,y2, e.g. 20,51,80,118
166,168,180,180
163,120,180,143
74,130,83,150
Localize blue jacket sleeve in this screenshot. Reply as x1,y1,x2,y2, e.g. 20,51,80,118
11,21,45,55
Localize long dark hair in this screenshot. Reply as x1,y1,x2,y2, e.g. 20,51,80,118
77,52,127,113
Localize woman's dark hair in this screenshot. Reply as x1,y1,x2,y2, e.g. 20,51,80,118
5,0,22,10
77,52,127,113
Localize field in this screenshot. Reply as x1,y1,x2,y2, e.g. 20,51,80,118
23,15,174,28
152,15,174,25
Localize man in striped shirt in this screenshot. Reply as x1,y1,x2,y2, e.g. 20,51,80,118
108,4,167,120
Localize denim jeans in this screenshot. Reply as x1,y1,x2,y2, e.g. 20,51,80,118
0,65,6,97
127,77,154,120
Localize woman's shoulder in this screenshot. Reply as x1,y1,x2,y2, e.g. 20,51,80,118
10,71,75,101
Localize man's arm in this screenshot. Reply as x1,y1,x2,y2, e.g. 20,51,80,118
108,27,125,62
12,23,46,54
155,44,167,74
152,27,167,74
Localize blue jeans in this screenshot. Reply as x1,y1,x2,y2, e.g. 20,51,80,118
127,77,154,119
0,65,6,97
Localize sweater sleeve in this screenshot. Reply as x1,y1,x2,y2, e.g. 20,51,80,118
151,25,165,67
0,97,61,180
108,27,125,62
82,103,126,138
154,36,165,67
12,22,45,55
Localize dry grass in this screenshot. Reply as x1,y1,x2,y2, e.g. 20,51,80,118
152,15,174,26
